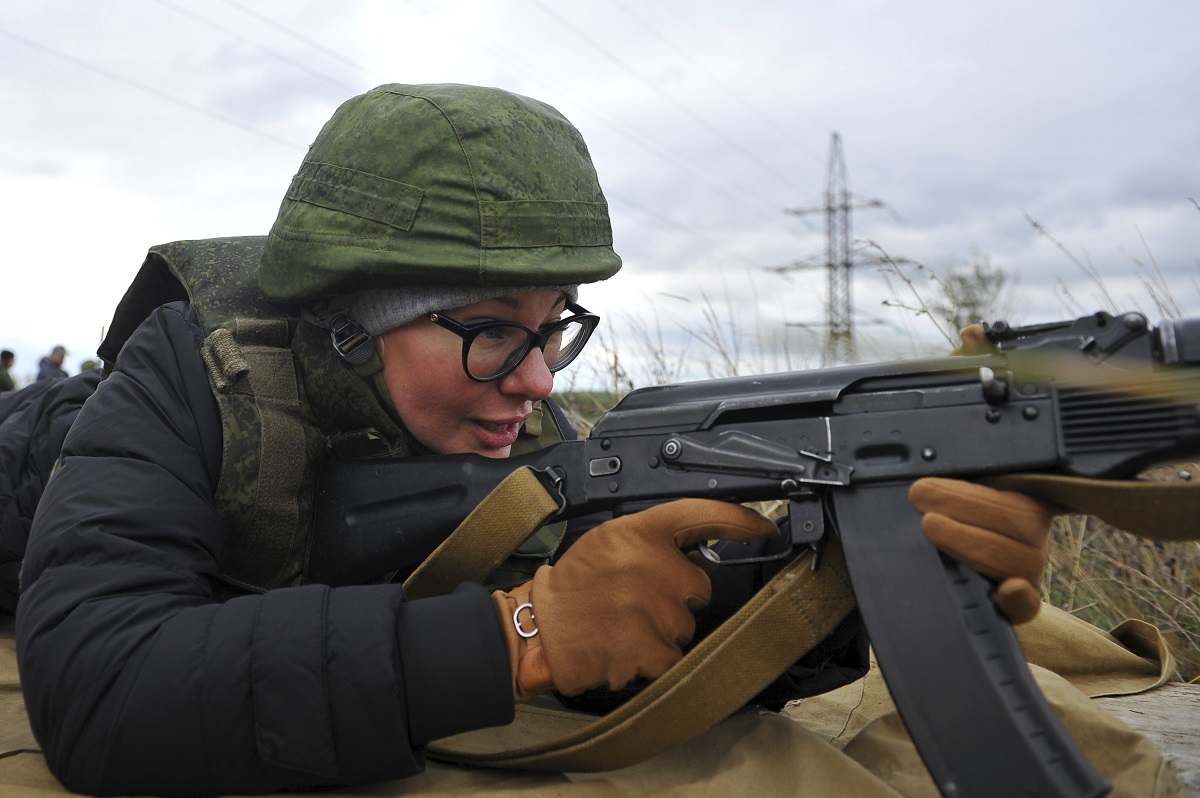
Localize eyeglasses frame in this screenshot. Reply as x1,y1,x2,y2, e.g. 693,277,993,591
428,301,600,382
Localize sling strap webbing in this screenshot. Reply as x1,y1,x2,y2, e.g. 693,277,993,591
404,467,856,772
430,543,855,772
402,467,561,600
987,474,1200,541
203,320,313,590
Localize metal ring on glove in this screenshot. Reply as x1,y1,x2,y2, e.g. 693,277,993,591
513,602,539,639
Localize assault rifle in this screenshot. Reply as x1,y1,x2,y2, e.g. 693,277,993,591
309,310,1200,798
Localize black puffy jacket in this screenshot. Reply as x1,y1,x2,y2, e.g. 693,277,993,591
0,367,101,613
16,303,514,795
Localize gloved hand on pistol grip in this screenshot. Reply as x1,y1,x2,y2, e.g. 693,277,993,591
909,477,1055,625
491,499,778,702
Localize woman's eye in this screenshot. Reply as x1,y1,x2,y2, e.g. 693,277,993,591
475,326,528,348
478,327,510,342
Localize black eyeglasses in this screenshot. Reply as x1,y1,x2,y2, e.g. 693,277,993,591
429,301,600,382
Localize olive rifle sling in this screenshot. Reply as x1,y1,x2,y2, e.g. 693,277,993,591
403,468,856,772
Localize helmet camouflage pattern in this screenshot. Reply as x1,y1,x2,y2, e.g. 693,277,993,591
258,83,622,303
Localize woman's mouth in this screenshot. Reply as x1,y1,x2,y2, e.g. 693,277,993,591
472,418,523,451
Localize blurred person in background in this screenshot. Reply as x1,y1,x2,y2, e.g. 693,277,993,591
35,346,67,382
0,350,15,392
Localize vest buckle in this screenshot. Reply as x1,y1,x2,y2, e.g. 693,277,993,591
327,314,375,364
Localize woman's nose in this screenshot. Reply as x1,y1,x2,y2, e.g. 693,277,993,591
499,347,554,400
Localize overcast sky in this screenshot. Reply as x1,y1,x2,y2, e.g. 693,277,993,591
2,0,1197,387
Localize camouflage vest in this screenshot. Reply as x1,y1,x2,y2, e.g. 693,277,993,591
99,236,568,596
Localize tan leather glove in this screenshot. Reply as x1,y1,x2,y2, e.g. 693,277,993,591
492,499,778,702
909,477,1055,624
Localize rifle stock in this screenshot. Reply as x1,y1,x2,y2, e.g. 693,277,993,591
307,310,1200,798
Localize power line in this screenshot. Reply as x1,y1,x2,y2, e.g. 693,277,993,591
0,25,305,150
605,191,774,271
609,0,826,167
527,0,810,198
151,0,362,94
212,0,374,77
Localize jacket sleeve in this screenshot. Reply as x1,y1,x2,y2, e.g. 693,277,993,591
0,370,101,613
16,303,514,796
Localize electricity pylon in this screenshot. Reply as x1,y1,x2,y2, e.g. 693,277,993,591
778,132,886,364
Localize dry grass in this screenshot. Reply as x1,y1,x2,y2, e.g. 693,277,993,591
1045,466,1200,682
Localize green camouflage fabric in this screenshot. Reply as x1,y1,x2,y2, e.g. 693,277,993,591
258,83,622,303
103,236,567,594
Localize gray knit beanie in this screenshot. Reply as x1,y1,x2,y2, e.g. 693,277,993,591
351,284,579,336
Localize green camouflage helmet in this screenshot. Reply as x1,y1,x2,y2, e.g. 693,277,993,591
258,83,622,303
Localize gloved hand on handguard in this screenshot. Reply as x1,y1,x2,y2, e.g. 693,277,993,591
492,499,777,703
915,323,1059,625
910,476,1055,625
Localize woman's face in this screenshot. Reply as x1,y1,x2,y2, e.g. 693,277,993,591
376,289,567,458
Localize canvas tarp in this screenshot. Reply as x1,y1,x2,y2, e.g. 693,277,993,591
0,604,1187,797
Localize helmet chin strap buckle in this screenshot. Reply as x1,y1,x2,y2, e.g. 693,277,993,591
326,314,376,365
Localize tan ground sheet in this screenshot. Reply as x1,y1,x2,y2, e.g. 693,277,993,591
0,606,1188,797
